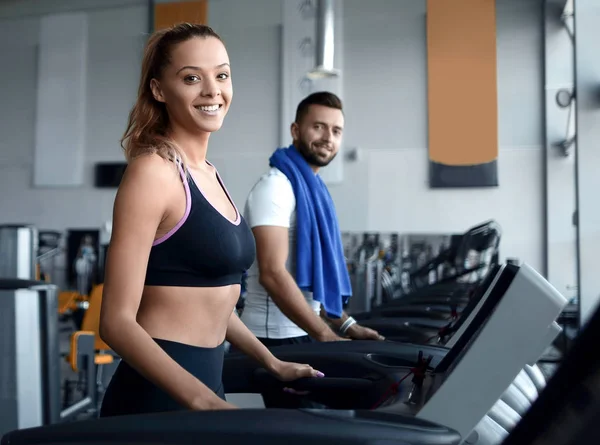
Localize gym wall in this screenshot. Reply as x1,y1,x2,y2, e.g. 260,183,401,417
0,0,545,277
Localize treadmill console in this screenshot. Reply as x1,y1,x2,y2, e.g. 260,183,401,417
415,263,567,439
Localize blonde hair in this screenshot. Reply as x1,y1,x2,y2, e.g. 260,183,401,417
121,23,223,167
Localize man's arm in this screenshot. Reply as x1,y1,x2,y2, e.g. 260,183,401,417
320,307,349,331
252,225,343,342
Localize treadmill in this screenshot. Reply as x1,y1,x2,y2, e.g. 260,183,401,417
226,264,545,413
221,264,505,402
225,263,565,438
501,298,600,445
345,221,499,316
3,285,596,445
349,261,501,339
354,264,503,344
343,262,549,422
388,220,501,309
0,263,567,445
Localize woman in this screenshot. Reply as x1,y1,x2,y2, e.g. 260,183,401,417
99,23,323,416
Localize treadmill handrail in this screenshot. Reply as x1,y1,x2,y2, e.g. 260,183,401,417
253,368,375,391
0,408,462,445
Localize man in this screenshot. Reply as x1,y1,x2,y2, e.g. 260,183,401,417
241,91,384,347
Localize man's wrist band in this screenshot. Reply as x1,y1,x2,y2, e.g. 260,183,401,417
339,317,357,335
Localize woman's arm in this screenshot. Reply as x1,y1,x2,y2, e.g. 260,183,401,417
226,311,324,381
99,155,234,411
225,311,281,374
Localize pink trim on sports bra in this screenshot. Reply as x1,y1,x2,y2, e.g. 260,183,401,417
152,162,192,246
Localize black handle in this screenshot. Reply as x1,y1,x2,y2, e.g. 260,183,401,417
253,368,374,391
379,307,451,321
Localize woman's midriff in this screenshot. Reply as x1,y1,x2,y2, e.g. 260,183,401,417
136,284,240,348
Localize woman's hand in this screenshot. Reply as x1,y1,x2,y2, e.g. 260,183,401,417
272,360,325,382
209,400,239,410
190,394,239,411
271,360,324,396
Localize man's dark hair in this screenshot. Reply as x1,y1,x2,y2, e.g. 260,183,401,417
294,91,343,123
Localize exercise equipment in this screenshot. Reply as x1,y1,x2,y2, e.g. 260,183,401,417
57,290,89,330
222,262,566,443
61,284,118,417
0,224,38,280
352,264,502,344
347,264,546,419
346,262,548,442
36,231,62,283
0,279,60,438
347,261,547,411
345,221,501,315
0,409,462,445
501,295,600,445
0,262,570,445
408,220,501,292
0,279,114,438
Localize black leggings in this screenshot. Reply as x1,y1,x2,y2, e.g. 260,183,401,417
256,335,315,348
99,338,226,417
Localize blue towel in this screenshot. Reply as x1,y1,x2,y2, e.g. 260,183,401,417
269,144,352,318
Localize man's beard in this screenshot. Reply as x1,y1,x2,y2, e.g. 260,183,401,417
295,138,337,168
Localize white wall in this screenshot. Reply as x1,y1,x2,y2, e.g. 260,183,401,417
574,0,600,323
0,0,546,273
207,0,284,209
360,0,544,272
209,0,546,271
544,0,578,300
0,0,146,230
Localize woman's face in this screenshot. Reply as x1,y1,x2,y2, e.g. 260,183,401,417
151,36,232,134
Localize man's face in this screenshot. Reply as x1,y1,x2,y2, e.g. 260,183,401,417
292,104,344,168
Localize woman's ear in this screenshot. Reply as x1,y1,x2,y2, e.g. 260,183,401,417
150,78,166,103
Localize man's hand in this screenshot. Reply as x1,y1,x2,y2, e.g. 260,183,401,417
315,329,351,342
345,324,385,341
319,309,384,341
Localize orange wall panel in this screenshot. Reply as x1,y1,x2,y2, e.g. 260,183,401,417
154,0,207,31
427,0,498,168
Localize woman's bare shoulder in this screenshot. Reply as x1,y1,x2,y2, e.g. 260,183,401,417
115,154,180,209
125,153,180,183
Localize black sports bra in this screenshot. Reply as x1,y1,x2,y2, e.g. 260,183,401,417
144,161,256,287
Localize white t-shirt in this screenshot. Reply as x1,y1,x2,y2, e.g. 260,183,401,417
241,167,321,339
